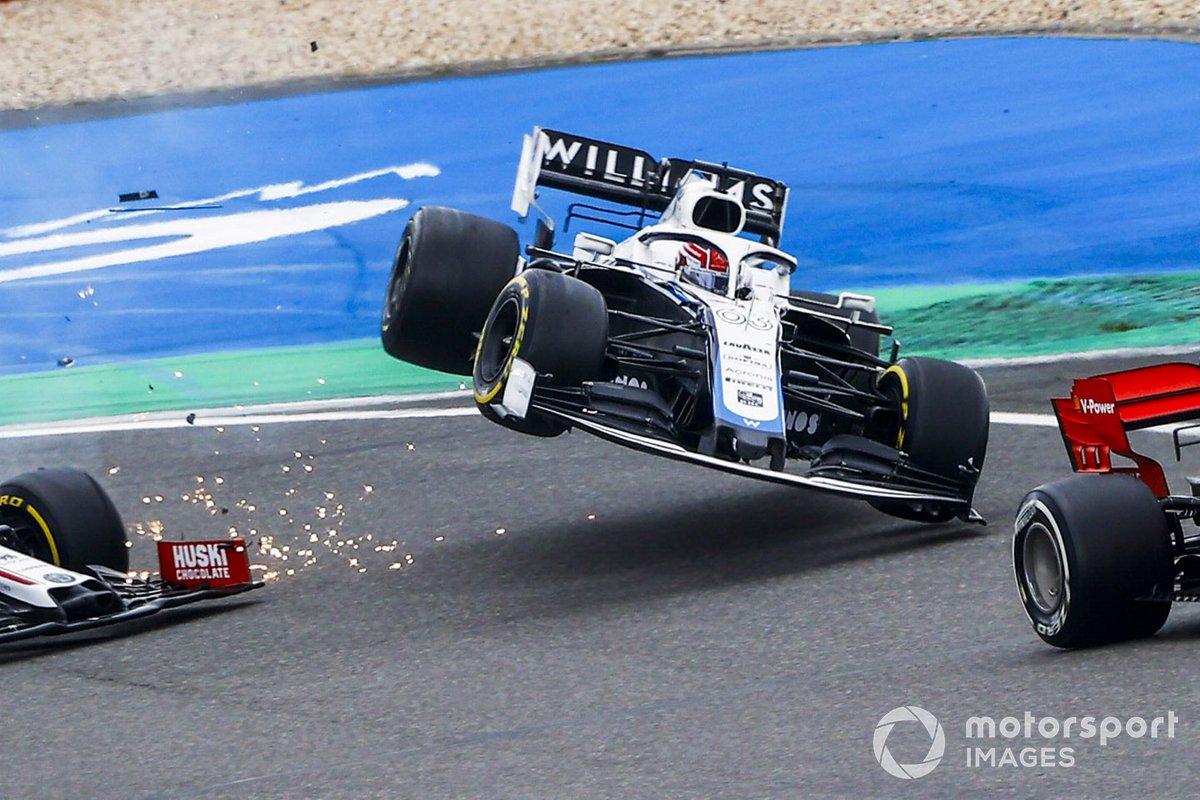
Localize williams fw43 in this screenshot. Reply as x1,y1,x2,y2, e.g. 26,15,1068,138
1013,363,1200,648
381,127,990,523
0,468,259,644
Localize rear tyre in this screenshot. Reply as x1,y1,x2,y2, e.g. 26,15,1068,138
0,468,128,573
871,356,989,523
1013,474,1173,648
473,270,609,436
381,207,519,376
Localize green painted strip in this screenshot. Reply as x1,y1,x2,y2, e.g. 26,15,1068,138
0,339,466,426
864,271,1200,360
5,271,1200,426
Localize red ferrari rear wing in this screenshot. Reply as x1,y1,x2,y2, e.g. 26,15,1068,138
1053,363,1200,497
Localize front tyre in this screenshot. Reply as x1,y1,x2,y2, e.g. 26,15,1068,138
871,356,989,523
381,207,518,375
473,270,608,436
0,468,128,573
1013,474,1173,648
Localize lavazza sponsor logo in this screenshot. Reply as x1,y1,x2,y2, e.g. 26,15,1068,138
171,543,232,581
872,705,1179,778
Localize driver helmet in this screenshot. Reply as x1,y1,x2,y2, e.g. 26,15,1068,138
676,241,730,293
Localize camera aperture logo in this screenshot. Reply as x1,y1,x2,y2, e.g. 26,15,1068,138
873,706,946,779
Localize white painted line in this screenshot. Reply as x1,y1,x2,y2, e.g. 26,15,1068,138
962,343,1200,368
179,389,471,415
0,400,1168,442
0,406,478,440
989,411,1059,428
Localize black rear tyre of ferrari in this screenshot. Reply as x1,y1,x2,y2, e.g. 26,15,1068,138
0,468,128,573
380,206,518,376
1013,474,1173,648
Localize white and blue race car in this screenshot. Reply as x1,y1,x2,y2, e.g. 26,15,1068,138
381,128,989,523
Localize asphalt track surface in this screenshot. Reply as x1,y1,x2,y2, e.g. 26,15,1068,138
2,350,1200,799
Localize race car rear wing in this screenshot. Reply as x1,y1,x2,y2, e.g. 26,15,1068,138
512,127,790,245
1053,363,1200,497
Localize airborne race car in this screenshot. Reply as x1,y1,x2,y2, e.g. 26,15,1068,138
0,467,258,644
382,128,990,523
1015,363,1200,648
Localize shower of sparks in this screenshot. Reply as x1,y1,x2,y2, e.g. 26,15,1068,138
120,435,398,583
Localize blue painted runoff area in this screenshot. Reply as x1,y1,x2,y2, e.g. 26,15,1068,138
1,37,1199,375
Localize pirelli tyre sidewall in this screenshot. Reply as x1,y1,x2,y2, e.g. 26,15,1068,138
380,206,518,376
878,356,989,480
473,269,608,433
0,468,128,573
869,356,989,523
1013,474,1172,648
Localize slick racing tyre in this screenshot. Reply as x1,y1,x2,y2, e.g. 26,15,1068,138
0,468,128,573
789,290,881,356
1014,475,1173,648
381,206,519,375
473,269,608,437
871,356,989,524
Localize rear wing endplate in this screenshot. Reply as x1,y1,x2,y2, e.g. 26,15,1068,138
512,127,790,244
1053,362,1200,496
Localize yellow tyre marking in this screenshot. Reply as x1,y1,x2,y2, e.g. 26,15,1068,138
473,275,529,404
881,364,910,450
24,503,61,565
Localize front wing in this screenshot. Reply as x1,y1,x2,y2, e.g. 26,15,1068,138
538,404,984,522
0,576,261,644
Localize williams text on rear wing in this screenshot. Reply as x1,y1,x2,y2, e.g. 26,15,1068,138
511,127,790,245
